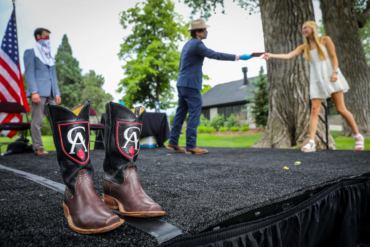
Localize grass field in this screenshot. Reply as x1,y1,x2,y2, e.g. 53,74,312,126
1,131,369,154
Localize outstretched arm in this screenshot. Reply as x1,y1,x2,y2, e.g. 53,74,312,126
196,41,236,61
263,45,304,60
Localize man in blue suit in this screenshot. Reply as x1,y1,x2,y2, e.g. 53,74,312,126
167,19,253,154
24,28,61,156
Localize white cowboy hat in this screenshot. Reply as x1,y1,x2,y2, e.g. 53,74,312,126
188,19,210,31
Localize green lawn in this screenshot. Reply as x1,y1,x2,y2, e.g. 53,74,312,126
1,131,369,153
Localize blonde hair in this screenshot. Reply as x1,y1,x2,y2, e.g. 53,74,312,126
303,21,326,62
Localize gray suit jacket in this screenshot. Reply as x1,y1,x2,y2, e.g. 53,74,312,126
23,49,60,98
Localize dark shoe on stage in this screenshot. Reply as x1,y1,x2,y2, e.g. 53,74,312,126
166,143,186,153
35,148,49,156
47,101,124,234
102,102,165,218
186,147,209,155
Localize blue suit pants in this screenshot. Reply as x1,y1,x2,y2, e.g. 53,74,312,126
169,87,202,149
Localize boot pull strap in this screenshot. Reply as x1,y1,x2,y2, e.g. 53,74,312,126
134,106,141,117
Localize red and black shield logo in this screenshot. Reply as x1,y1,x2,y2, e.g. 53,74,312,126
116,121,142,159
58,121,90,165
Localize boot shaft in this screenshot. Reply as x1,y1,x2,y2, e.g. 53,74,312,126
47,101,94,194
103,102,145,184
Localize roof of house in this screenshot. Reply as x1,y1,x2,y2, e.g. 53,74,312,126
201,76,257,108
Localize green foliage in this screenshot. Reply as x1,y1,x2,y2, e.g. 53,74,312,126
230,126,240,132
205,126,216,133
197,126,206,133
169,113,176,127
181,128,185,134
117,0,188,109
359,17,370,67
80,70,113,115
247,66,269,127
55,35,83,109
241,125,249,131
218,126,228,132
226,113,239,128
182,0,259,19
210,114,225,130
199,114,210,126
201,84,212,95
318,19,326,36
41,117,52,136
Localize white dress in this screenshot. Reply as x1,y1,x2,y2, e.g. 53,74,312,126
309,45,349,99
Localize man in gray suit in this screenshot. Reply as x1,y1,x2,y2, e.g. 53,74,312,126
24,28,61,156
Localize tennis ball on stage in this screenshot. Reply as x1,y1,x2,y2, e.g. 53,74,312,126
283,166,289,170
294,161,301,165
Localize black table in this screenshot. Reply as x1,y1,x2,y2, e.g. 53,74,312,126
94,112,170,149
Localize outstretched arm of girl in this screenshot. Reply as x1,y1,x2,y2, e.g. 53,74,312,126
263,45,304,60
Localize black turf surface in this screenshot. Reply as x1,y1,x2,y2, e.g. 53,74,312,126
1,147,369,246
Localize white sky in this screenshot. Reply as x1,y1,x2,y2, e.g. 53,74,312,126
0,0,322,113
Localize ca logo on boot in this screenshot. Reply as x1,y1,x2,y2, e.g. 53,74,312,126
116,121,142,159
58,122,90,165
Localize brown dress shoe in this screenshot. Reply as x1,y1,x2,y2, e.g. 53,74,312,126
185,147,209,154
64,170,124,234
166,143,186,153
35,148,49,156
104,164,165,218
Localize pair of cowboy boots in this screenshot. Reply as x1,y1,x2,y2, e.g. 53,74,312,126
47,101,165,234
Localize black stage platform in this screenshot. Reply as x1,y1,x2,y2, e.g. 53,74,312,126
1,148,370,246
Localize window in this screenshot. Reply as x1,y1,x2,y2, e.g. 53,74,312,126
202,108,210,119
218,107,225,118
226,106,232,118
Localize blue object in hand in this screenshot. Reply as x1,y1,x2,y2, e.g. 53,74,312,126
240,54,252,60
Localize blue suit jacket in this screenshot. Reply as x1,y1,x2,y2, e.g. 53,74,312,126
23,49,60,98
176,38,236,91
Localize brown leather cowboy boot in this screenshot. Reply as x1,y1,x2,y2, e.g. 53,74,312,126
102,102,165,218
47,101,124,234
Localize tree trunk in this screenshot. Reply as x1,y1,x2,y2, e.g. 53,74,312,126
254,0,335,149
320,0,370,137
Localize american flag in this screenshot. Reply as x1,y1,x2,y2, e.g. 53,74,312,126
0,9,29,138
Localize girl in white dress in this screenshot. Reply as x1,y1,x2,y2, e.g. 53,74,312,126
263,21,364,152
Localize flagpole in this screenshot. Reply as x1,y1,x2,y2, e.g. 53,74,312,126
12,0,21,63
11,0,30,112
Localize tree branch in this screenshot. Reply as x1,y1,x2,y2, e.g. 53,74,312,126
356,5,370,28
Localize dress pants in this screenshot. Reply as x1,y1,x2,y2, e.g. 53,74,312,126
169,87,202,149
31,95,56,151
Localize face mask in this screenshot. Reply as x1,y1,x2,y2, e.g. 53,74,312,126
203,30,208,39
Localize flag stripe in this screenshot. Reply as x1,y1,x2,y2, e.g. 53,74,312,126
0,80,16,102
0,49,19,78
0,73,20,102
0,56,19,84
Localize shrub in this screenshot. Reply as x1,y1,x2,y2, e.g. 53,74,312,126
210,114,225,130
226,114,239,128
199,114,210,127
218,127,228,132
230,127,240,132
41,117,52,135
241,126,250,131
205,127,216,133
197,126,206,133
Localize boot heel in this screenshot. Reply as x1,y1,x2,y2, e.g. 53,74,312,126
63,202,70,219
103,194,119,209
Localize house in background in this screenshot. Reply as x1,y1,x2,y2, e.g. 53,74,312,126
201,67,257,128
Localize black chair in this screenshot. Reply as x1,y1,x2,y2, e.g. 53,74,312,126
0,102,31,155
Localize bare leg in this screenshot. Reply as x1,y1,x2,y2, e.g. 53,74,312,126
309,99,322,140
302,98,322,150
331,91,359,134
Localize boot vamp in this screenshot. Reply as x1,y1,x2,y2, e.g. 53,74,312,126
65,170,121,229
112,167,162,212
